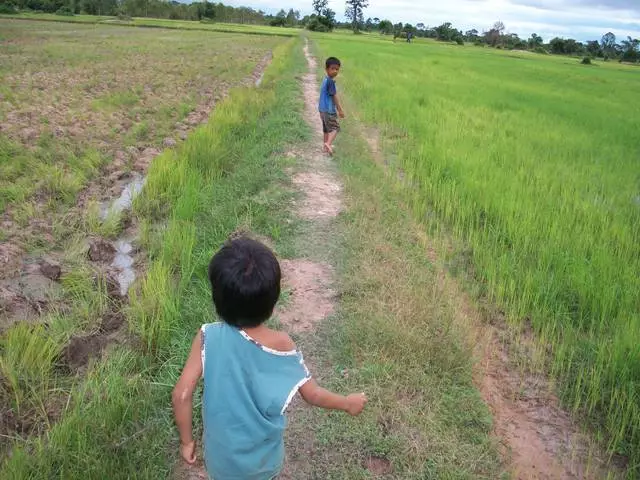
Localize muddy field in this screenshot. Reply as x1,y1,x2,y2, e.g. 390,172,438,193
0,20,280,325
0,19,283,460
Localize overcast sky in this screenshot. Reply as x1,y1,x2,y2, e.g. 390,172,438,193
222,0,640,42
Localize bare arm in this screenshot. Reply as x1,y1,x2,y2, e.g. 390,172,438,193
334,93,345,118
299,378,366,415
172,331,203,463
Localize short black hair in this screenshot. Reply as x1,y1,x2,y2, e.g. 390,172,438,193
326,57,341,68
208,236,281,328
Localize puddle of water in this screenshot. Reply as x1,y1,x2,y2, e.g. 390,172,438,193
111,239,135,296
100,173,146,220
99,174,146,297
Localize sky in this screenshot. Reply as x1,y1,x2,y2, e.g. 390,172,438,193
221,0,640,42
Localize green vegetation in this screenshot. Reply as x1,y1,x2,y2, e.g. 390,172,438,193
313,33,640,469
1,37,305,478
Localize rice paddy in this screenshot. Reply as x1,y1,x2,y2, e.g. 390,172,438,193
313,32,640,467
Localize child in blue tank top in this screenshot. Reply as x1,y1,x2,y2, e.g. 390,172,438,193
173,236,367,479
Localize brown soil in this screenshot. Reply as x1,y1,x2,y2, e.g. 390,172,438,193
0,242,24,280
277,260,335,333
291,172,342,219
88,238,117,263
365,456,393,476
0,261,61,332
63,333,110,371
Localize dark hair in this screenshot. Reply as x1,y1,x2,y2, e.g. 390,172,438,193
325,57,341,68
208,236,281,328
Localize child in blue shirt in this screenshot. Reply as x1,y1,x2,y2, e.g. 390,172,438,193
173,236,367,480
318,57,345,156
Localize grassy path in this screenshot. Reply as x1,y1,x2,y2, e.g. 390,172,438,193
277,39,505,479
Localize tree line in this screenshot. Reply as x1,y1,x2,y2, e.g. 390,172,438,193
365,19,638,62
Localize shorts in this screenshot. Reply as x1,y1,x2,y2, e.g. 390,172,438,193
320,112,340,134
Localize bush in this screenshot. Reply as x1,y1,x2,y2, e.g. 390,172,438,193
55,6,74,16
0,2,17,13
306,18,329,32
534,46,548,55
117,12,132,21
455,37,464,45
581,56,592,65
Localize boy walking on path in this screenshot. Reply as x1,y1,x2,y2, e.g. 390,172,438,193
318,57,345,155
173,237,367,480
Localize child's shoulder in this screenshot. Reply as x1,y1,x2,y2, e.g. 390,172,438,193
268,330,296,352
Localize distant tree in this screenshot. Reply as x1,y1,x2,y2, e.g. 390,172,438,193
484,21,505,47
308,0,335,31
312,0,327,16
378,19,393,35
601,32,617,58
465,28,479,42
285,8,299,26
586,40,602,57
620,36,639,62
323,8,336,28
434,22,459,42
504,33,526,50
345,0,368,33
549,37,566,54
270,8,287,26
416,22,425,31
527,33,543,49
564,38,583,55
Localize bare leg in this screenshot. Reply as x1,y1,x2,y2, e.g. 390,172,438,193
324,130,338,155
323,133,329,152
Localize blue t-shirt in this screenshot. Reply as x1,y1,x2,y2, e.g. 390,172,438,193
318,76,337,114
200,322,311,480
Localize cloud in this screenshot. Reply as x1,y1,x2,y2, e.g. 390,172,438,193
221,0,640,41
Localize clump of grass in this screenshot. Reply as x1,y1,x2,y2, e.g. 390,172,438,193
0,324,61,417
92,90,140,110
84,200,123,239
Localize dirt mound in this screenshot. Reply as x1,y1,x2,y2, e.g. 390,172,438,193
365,456,393,475
88,238,116,263
63,333,109,371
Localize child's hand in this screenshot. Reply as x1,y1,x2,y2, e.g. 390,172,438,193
338,110,345,119
345,392,367,416
181,440,197,464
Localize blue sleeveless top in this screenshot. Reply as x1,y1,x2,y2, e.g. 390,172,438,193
200,322,311,480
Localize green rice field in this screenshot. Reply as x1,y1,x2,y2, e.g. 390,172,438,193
314,33,640,463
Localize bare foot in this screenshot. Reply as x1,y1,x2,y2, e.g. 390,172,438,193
324,143,333,156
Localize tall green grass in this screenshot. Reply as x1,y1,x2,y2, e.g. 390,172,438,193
313,34,640,470
1,37,307,478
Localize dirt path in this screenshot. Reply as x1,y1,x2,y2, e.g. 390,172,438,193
275,39,344,479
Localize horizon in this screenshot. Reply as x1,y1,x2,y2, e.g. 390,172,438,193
190,0,640,43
